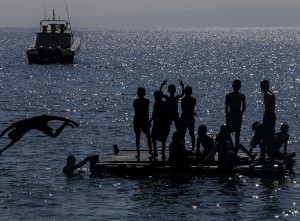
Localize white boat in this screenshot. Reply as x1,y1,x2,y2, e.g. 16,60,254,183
27,10,82,64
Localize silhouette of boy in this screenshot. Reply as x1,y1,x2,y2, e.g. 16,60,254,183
196,125,214,159
133,87,152,158
159,79,184,131
150,90,170,159
63,155,99,176
0,114,79,154
260,80,276,136
168,131,190,169
179,86,196,150
225,79,246,146
266,123,295,160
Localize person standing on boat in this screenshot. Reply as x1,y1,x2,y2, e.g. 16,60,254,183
168,131,190,169
196,125,214,161
133,87,152,158
150,90,170,160
260,80,276,136
0,114,79,155
179,86,196,151
159,79,184,132
225,79,246,147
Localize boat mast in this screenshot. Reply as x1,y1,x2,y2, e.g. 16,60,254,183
64,0,72,31
44,3,46,20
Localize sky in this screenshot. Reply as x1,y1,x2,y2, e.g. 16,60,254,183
1,0,300,28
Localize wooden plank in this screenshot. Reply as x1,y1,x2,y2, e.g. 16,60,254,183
111,148,167,162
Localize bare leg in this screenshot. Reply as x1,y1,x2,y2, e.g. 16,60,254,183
161,140,166,160
235,130,240,147
41,122,69,138
152,138,157,157
145,131,152,155
0,140,18,154
135,130,141,158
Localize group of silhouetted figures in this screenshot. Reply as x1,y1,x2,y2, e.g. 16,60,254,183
0,79,295,175
133,79,295,169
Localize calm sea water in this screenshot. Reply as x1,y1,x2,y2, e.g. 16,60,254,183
0,27,300,220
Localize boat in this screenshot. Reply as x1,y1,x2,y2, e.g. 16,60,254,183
27,10,82,64
90,149,295,179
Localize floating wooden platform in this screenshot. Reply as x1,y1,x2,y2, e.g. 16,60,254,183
91,149,295,179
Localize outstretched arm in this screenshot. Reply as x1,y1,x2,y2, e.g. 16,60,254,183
179,79,184,98
159,80,167,91
46,115,79,127
73,156,91,170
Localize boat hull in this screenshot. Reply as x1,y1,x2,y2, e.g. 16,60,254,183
27,39,81,64
27,51,76,64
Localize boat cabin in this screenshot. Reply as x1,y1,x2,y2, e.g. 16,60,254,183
35,20,73,49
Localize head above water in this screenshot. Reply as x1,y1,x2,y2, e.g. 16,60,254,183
136,87,146,97
67,155,76,165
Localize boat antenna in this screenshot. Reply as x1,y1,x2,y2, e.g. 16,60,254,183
64,0,72,30
44,2,46,20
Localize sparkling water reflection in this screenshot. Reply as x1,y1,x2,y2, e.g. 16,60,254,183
0,27,299,220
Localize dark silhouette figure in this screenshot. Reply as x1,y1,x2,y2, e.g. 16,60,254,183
63,154,99,176
201,125,235,168
260,80,276,136
168,131,190,169
266,123,295,160
250,121,268,160
0,114,79,154
196,125,214,160
202,125,255,167
159,79,184,131
150,90,170,159
133,87,152,158
179,86,196,150
225,79,246,146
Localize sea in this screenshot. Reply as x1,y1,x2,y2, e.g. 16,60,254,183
0,26,300,221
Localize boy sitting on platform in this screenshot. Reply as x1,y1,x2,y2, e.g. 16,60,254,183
168,131,190,169
196,125,214,161
266,123,295,160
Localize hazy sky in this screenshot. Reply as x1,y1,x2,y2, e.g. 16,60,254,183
1,0,300,27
